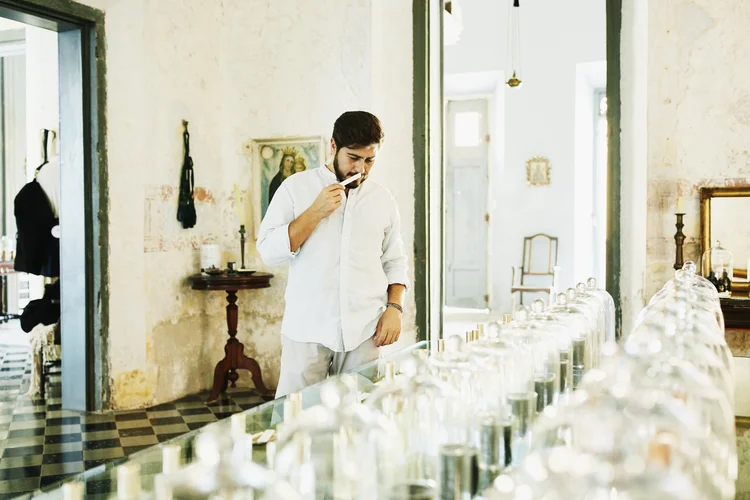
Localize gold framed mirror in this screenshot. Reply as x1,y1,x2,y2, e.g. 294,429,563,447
700,187,750,296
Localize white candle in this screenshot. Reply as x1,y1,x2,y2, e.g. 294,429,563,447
234,184,246,225
231,413,246,440
117,463,141,499
677,195,684,213
284,400,298,422
153,474,173,500
62,482,84,500
161,444,181,475
266,441,276,468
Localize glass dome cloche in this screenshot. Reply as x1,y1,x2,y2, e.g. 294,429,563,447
701,240,733,297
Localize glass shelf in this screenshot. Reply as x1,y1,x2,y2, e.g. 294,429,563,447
31,341,428,499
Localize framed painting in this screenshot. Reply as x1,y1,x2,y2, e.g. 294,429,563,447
526,156,551,186
251,136,325,232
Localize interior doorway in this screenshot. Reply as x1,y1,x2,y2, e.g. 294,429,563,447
444,98,490,311
440,0,609,331
0,0,107,411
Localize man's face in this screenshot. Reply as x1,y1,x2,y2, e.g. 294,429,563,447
331,142,378,189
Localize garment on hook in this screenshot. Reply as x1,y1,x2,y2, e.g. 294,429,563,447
177,127,197,229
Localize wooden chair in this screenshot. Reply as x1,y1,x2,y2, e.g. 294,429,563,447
510,234,560,310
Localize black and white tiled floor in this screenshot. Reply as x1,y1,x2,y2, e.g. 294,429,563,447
0,330,266,498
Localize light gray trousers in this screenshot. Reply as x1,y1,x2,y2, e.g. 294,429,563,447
275,335,379,398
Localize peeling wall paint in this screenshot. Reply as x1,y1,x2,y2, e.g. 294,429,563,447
74,0,415,409
644,0,750,300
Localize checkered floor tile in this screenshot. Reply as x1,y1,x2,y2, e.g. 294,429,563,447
0,328,267,498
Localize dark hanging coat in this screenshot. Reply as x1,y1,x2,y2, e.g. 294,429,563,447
13,174,60,277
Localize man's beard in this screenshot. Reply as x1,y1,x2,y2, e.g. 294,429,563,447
333,155,363,188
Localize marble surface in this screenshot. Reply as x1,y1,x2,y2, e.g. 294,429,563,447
727,329,750,357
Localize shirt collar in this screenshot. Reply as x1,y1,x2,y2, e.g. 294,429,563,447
320,165,337,183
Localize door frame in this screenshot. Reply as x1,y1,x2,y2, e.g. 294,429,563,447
417,1,623,337
605,0,622,336
0,0,108,411
413,0,444,343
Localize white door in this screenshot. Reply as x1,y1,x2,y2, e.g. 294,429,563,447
445,99,489,310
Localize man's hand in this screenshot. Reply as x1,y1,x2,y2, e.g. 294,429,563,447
289,184,345,251
374,306,402,347
309,184,345,221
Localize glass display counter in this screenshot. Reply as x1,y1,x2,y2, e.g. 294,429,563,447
29,341,427,499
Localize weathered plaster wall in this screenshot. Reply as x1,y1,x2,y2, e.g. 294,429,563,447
644,0,750,300
76,0,414,409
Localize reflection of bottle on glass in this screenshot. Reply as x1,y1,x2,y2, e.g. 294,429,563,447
702,241,733,297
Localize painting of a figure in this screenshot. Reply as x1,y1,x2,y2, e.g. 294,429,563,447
257,137,323,219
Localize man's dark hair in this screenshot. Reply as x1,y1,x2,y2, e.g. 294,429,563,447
332,111,384,150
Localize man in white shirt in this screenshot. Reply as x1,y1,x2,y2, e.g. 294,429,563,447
257,111,409,397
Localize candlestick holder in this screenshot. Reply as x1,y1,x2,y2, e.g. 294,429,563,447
239,225,246,269
673,213,685,271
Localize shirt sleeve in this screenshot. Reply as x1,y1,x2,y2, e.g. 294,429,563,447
256,182,299,266
381,195,410,289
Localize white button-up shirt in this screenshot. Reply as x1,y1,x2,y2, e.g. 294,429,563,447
257,166,409,352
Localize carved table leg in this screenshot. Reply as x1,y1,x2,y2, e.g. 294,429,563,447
206,289,275,403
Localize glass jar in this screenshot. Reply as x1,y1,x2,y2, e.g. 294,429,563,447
546,293,595,389
165,426,304,500
585,277,617,343
273,377,404,499
500,310,562,414
487,345,733,500
464,336,535,469
365,352,461,496
701,241,733,297
572,284,606,368
527,300,575,401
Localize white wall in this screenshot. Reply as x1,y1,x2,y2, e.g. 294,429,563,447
445,0,606,314
573,62,606,284
24,25,57,304
619,0,649,334
70,0,414,409
25,26,57,179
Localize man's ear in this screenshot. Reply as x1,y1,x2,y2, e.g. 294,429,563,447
329,138,337,159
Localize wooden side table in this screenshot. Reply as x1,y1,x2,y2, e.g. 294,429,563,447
189,272,274,402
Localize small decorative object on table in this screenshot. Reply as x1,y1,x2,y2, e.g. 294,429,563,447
702,240,733,297
201,266,224,276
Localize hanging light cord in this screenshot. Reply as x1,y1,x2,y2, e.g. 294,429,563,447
505,0,522,80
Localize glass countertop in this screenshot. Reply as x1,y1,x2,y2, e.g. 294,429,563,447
32,341,428,499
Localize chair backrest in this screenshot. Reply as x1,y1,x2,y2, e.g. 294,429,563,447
521,234,559,280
